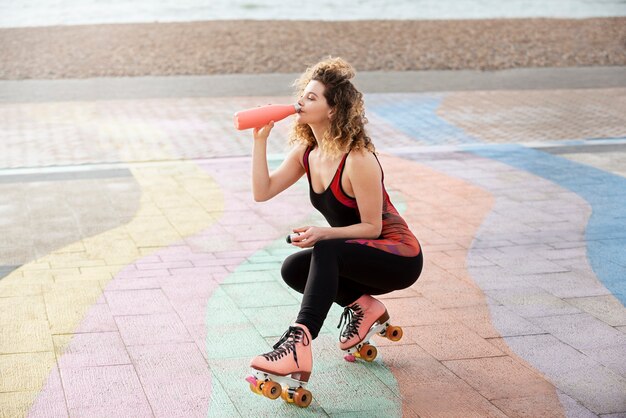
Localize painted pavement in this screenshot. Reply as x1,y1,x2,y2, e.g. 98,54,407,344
0,88,625,417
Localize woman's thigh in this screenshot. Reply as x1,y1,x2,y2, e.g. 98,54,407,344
314,239,423,293
343,245,421,291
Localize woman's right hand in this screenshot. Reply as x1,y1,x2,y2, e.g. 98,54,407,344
253,121,275,142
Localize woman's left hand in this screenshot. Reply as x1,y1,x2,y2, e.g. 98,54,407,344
290,226,329,248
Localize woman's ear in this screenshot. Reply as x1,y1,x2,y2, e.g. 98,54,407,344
327,108,334,120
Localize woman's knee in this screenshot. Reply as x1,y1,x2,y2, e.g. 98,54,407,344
280,265,303,291
280,251,310,292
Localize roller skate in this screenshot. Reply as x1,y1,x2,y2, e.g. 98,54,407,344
245,323,313,408
337,294,403,362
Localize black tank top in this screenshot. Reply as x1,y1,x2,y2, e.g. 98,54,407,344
303,146,421,257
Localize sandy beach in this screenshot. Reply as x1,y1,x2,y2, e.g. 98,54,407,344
1,17,624,79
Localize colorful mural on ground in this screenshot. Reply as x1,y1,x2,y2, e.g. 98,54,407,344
0,91,625,417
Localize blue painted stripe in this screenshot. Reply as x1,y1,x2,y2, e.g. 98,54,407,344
370,98,626,303
368,94,479,145
469,145,626,304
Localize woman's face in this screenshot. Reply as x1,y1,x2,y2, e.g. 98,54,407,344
296,80,332,126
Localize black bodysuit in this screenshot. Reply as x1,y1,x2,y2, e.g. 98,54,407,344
282,146,423,339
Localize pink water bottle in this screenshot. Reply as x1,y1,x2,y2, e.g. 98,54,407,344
233,103,301,130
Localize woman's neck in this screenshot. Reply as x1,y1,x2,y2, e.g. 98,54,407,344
309,121,331,158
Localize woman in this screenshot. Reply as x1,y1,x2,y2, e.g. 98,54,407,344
247,57,423,404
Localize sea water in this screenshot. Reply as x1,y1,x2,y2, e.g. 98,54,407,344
1,0,625,28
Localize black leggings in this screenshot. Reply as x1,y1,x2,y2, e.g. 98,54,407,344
281,238,423,339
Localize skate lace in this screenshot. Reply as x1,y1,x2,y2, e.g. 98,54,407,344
337,303,364,340
262,325,310,367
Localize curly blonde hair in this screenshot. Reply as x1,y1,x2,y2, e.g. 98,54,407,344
289,57,375,156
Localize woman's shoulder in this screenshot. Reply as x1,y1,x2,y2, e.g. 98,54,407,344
345,148,381,176
286,143,311,167
346,148,377,163
288,142,310,156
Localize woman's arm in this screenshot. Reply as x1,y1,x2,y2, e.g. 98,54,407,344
252,122,307,202
290,150,383,247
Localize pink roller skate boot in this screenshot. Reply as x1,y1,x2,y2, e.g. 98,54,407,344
337,294,403,362
246,323,313,408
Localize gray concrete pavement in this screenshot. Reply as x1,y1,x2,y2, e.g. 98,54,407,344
1,66,625,103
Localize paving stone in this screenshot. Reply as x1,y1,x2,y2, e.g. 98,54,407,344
446,303,544,338
503,333,626,415
115,313,193,346
0,352,56,392
223,270,281,284
204,321,273,360
127,342,211,418
6,366,68,418
0,282,40,297
330,410,413,418
555,390,599,418
375,344,509,418
44,282,110,334
481,254,570,275
234,262,282,272
383,296,457,327
466,265,531,290
220,281,299,308
115,267,172,279
53,332,131,369
557,366,626,415
102,276,162,291
442,356,556,400
0,320,53,354
0,391,40,418
60,365,153,417
282,334,403,416
492,393,582,418
565,295,626,326
242,305,305,338
206,374,242,418
532,272,613,299
105,288,174,316
528,313,626,350
169,297,210,327
407,322,503,361
0,295,47,322
65,303,118,334
484,287,582,318
419,275,488,309
581,344,626,378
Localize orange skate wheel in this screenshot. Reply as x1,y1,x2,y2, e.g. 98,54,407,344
359,344,378,362
262,380,282,400
386,325,403,342
293,388,312,408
